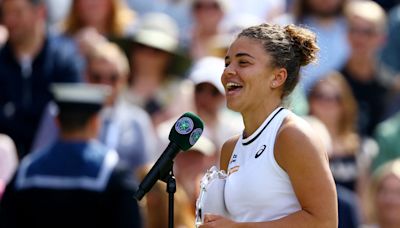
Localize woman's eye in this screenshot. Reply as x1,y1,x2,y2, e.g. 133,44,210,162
224,62,230,67
239,61,249,65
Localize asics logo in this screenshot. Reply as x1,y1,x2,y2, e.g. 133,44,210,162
255,145,266,158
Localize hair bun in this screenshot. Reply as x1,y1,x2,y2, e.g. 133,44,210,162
285,24,319,66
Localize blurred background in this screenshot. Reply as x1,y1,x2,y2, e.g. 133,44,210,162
1,0,400,227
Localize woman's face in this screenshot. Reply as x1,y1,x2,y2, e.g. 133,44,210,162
87,58,125,105
75,0,111,27
309,80,342,125
376,175,400,226
192,0,223,28
221,37,275,113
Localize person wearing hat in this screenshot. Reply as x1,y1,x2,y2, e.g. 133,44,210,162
127,12,193,127
0,83,142,228
157,56,243,161
32,40,157,176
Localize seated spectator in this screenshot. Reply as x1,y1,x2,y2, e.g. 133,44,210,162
33,40,157,174
126,12,193,127
340,0,389,136
379,4,400,118
303,116,361,228
308,71,378,221
0,0,83,158
61,0,136,39
157,56,243,161
279,0,351,90
0,83,142,228
365,159,400,228
184,0,228,60
0,134,18,199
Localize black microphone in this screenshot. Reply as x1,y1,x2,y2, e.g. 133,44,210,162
134,112,204,201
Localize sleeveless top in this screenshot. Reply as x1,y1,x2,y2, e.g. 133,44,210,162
224,107,301,222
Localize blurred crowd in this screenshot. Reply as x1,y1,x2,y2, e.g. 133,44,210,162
0,0,400,227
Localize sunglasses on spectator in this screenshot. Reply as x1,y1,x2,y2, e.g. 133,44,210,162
89,72,119,84
310,91,341,103
193,1,220,11
349,26,379,37
195,83,221,97
135,43,167,54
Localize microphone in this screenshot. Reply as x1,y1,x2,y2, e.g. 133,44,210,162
134,112,204,201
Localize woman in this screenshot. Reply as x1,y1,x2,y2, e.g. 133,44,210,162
200,23,337,227
62,0,135,39
366,159,400,228
308,71,361,191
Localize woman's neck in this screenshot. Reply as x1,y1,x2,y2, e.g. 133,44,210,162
242,100,281,138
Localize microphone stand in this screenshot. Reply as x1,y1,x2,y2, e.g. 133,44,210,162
163,163,176,228
166,168,176,228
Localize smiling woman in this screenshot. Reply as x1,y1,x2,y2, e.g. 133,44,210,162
199,23,338,228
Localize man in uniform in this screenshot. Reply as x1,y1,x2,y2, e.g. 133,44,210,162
0,83,142,228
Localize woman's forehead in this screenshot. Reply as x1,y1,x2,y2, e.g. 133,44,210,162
226,37,266,59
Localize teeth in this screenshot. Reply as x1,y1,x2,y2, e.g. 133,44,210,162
226,82,242,89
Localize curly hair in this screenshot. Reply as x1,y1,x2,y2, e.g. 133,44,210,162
238,23,319,98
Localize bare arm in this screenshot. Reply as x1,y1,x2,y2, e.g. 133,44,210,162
219,135,240,172
201,115,338,228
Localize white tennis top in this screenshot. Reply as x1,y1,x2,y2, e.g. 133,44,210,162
224,107,301,222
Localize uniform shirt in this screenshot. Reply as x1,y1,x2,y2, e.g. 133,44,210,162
0,139,142,228
33,98,156,174
225,107,301,222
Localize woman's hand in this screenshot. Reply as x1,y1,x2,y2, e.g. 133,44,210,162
199,214,238,228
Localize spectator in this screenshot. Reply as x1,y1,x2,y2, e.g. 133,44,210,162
379,4,400,118
62,0,135,39
126,12,192,127
184,0,228,60
0,134,17,199
0,83,142,228
341,0,389,136
371,109,400,172
276,0,350,90
365,159,400,228
33,40,157,175
303,116,362,228
308,71,361,191
123,0,193,42
380,4,400,77
0,0,83,158
157,56,243,160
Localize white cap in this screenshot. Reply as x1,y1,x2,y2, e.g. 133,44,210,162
188,56,225,94
51,83,111,105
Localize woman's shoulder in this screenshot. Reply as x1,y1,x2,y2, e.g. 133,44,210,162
275,113,329,170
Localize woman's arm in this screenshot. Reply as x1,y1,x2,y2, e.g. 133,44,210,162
219,135,240,172
201,115,338,228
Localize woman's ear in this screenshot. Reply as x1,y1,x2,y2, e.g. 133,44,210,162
270,68,287,89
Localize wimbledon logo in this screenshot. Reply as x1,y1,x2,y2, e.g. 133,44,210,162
175,117,194,135
189,128,203,145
